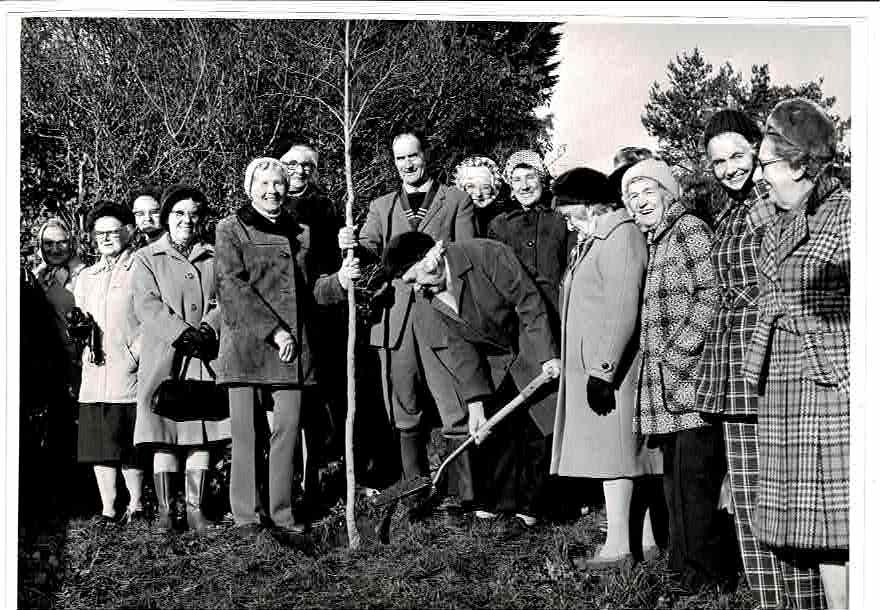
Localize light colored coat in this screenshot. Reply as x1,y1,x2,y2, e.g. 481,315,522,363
74,247,141,404
358,181,475,349
129,234,230,446
550,209,659,477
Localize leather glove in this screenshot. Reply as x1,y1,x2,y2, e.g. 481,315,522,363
197,323,219,361
587,376,615,416
173,327,202,357
65,307,93,342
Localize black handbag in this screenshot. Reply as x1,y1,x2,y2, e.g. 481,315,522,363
151,350,229,422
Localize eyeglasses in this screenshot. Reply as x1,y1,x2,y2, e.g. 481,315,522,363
134,210,161,218
756,157,785,171
282,161,316,174
95,229,124,239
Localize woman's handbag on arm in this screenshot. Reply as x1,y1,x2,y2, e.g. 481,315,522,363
151,349,229,422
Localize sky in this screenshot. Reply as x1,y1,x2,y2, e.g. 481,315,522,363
547,22,851,174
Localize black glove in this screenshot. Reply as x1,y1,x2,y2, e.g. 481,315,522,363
587,376,615,416
197,323,219,361
65,307,93,343
173,327,202,358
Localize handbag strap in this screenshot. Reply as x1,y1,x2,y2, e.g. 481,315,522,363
172,350,217,380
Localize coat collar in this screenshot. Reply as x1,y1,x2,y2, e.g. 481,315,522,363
646,199,688,245
772,174,842,265
592,208,636,240
152,233,214,263
87,244,137,275
237,204,303,237
442,243,475,315
416,181,445,230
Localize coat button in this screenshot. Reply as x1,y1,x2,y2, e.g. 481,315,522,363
280,251,291,258
527,240,535,247
185,272,195,279
190,304,198,311
601,362,611,371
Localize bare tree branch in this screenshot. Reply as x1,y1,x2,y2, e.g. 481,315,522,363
291,94,346,128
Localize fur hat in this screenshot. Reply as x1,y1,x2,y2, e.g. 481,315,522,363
382,231,437,279
621,159,680,201
550,167,615,207
765,98,836,161
85,201,135,231
160,184,209,228
703,109,762,148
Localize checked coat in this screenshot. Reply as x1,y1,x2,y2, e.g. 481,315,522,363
743,175,850,551
635,200,719,436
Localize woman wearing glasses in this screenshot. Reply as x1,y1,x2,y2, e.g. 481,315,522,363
694,110,825,608
743,98,850,609
73,202,145,525
130,184,229,532
453,155,511,237
129,187,164,250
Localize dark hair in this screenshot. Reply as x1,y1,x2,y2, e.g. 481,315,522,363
382,231,436,279
612,147,654,171
129,186,163,209
85,201,135,232
159,184,209,228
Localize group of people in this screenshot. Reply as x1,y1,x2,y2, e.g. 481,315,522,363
25,96,848,608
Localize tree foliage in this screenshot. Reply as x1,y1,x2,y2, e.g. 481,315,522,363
20,18,560,260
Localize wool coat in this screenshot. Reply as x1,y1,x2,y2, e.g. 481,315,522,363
427,239,558,434
486,196,574,322
357,181,475,349
742,175,850,551
214,206,347,386
130,234,230,446
636,200,719,437
550,209,661,476
74,247,141,404
694,189,777,417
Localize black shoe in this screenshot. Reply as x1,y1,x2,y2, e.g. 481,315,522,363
271,526,316,556
231,522,263,538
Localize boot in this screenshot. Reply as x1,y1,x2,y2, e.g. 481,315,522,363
444,435,476,507
153,472,175,532
185,469,213,531
399,428,428,481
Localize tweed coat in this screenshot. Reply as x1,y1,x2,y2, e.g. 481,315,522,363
74,247,141,404
550,209,661,476
742,175,850,550
635,200,719,437
427,239,558,434
214,206,347,386
486,196,574,322
357,181,475,350
130,234,230,446
694,189,777,417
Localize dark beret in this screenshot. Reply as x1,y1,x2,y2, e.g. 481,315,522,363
703,109,762,149
86,201,135,231
382,231,437,279
551,167,614,207
160,184,209,228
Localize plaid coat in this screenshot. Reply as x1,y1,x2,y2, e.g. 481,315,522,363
694,190,777,417
636,200,719,436
743,175,850,550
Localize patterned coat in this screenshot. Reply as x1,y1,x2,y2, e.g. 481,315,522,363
742,175,850,551
694,190,777,417
636,200,719,436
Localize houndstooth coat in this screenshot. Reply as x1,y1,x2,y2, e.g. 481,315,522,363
743,175,850,551
635,200,719,436
694,190,777,417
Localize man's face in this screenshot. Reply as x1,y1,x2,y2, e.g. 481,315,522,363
401,251,447,297
132,196,162,235
281,146,318,194
393,135,427,187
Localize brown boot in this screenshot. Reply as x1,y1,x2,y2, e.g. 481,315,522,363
185,469,212,531
153,472,175,532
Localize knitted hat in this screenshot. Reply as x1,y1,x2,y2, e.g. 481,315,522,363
243,157,287,197
382,231,437,279
703,109,763,148
160,184,209,228
550,167,614,207
503,150,547,184
621,159,680,200
86,201,135,231
765,98,836,161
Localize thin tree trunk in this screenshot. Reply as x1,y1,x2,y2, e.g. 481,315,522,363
342,19,361,551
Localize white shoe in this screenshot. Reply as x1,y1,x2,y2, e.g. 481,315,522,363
474,509,498,520
515,513,537,527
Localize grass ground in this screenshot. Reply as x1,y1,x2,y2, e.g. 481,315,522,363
19,492,760,609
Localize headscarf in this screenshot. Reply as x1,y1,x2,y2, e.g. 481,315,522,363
34,217,84,292
502,150,548,185
244,157,287,198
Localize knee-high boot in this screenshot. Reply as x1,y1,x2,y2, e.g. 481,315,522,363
153,472,176,532
185,469,212,531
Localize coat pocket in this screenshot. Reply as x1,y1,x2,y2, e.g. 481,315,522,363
802,331,849,395
659,362,695,415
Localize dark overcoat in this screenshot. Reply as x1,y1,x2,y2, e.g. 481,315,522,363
428,239,558,435
742,175,850,551
357,182,475,349
214,206,347,386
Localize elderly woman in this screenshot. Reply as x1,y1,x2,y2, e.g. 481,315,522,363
742,99,850,609
73,202,145,524
623,159,738,591
130,184,228,532
453,155,510,236
694,110,826,608
215,157,358,537
549,167,661,567
129,187,164,250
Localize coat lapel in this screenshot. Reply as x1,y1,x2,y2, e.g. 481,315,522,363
418,182,446,230
775,210,809,265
